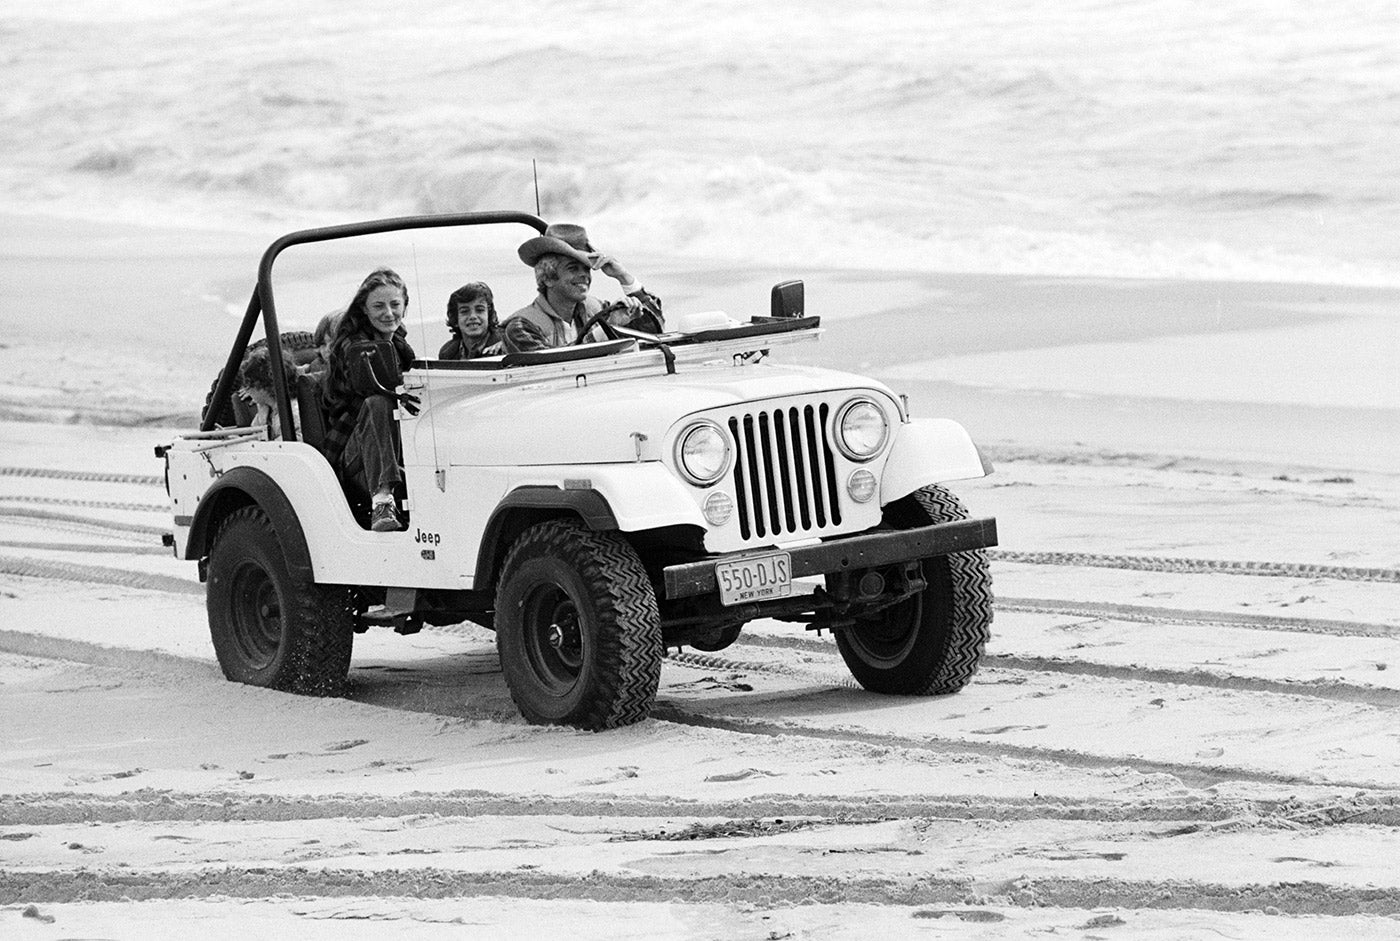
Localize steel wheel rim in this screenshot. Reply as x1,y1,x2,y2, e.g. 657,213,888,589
521,583,585,694
228,560,282,668
846,593,921,666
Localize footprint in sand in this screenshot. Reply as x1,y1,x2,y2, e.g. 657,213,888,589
323,739,370,753
580,766,641,786
704,768,779,783
913,910,1005,923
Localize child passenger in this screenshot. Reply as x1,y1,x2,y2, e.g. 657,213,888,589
439,281,503,359
237,345,300,439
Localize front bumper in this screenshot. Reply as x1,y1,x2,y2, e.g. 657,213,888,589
662,516,998,600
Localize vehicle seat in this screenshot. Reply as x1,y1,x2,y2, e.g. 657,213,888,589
230,392,255,427
294,372,328,452
290,373,378,528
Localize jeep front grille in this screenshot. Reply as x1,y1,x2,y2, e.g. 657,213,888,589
728,404,842,540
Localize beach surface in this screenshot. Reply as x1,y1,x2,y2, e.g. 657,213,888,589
3,213,1400,937
5,0,1399,933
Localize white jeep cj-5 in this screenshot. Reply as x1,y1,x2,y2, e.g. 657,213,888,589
158,211,998,730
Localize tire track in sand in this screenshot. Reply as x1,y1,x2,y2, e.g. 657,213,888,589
4,867,1400,916
6,552,1400,789
708,633,1400,709
649,700,1397,793
5,789,1395,827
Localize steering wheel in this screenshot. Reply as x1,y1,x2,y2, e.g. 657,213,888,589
572,307,623,345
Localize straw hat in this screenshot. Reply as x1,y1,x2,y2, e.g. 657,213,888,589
517,223,598,267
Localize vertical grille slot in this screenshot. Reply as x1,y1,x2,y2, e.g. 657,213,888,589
819,403,842,526
802,405,827,527
726,401,841,540
743,415,766,538
771,411,798,532
728,416,752,539
787,408,812,530
757,412,780,535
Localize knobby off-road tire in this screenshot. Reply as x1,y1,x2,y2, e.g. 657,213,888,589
206,506,354,695
201,331,319,428
495,520,662,730
835,484,993,695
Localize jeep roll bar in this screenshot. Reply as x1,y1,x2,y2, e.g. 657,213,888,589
202,210,548,440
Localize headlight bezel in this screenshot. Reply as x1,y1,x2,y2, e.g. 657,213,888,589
833,396,890,462
674,419,732,487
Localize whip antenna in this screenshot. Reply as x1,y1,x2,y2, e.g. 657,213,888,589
532,159,541,215
410,243,444,490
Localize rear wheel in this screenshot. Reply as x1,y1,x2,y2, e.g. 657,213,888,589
495,520,661,730
835,485,992,694
206,506,354,695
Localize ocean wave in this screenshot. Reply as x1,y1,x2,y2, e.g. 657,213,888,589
21,146,1400,287
1125,188,1335,212
4,0,1398,287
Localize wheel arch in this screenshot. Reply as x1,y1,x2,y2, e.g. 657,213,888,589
187,466,313,578
473,487,620,594
880,418,993,507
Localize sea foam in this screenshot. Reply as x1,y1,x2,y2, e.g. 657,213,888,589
2,0,1397,286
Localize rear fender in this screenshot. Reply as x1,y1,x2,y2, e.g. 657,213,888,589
880,418,992,506
185,465,312,579
184,445,374,583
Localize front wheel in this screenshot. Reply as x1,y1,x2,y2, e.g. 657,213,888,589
494,520,661,730
206,506,354,695
835,485,993,695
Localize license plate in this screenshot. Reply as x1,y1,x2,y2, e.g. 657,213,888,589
715,551,792,606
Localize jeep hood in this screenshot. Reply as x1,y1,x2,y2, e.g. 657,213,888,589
419,363,896,467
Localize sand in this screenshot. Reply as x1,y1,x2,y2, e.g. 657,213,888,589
3,213,1400,938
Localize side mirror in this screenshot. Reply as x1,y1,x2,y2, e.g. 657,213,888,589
770,280,804,318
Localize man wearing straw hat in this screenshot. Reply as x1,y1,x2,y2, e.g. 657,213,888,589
502,223,663,352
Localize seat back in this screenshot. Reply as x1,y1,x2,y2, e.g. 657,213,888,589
230,390,255,426
294,372,328,452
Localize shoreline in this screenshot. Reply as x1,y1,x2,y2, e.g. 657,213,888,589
4,212,1397,477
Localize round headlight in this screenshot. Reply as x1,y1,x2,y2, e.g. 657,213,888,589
835,398,889,461
675,421,731,486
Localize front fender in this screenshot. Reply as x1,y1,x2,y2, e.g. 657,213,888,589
508,462,708,533
474,462,707,589
880,418,992,506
